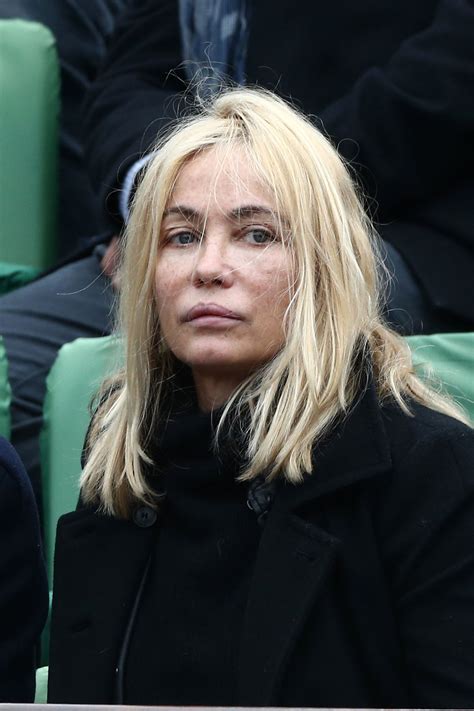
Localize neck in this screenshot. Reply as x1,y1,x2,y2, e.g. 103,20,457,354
192,370,246,412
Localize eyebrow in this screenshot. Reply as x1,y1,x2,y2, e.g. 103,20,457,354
162,204,278,222
162,205,201,221
230,205,277,220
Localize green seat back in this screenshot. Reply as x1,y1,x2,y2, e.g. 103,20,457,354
35,665,48,703
41,335,123,583
0,20,59,269
0,336,11,438
407,332,474,422
0,262,40,295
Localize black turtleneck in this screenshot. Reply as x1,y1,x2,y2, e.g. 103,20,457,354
124,406,262,705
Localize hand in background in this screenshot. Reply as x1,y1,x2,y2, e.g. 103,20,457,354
100,236,121,290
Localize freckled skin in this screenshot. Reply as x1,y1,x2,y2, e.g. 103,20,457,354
155,148,293,407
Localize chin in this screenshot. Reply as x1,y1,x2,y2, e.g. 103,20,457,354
177,338,234,364
186,352,243,372
180,346,253,376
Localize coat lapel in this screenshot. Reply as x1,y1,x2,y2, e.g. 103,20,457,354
238,508,340,705
239,380,393,705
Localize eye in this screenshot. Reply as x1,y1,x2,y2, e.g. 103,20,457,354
243,228,277,245
167,231,199,246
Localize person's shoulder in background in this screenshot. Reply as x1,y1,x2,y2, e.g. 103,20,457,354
0,436,48,702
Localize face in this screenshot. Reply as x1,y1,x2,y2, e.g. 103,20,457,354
155,147,294,395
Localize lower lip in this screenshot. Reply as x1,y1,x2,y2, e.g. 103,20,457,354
188,315,241,328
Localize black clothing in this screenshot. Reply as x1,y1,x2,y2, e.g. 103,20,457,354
48,384,474,706
84,0,474,327
0,437,48,701
125,408,260,704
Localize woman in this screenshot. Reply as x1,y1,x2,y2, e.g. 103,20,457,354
48,88,474,705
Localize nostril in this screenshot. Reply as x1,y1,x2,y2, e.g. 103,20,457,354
196,274,225,287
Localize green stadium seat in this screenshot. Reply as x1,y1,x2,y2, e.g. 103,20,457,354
40,336,122,666
35,665,48,703
41,336,123,583
0,262,40,296
407,332,474,422
0,19,59,269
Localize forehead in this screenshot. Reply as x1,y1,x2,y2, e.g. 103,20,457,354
167,147,276,213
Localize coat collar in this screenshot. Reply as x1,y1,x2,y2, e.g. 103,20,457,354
275,377,392,513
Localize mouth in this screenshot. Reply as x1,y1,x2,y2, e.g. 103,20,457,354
184,302,243,326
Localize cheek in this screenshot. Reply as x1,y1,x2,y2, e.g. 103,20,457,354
154,269,178,327
253,263,292,314
155,252,191,303
249,268,292,356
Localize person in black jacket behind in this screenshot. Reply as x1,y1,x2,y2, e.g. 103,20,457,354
48,88,474,706
85,0,474,334
0,437,48,701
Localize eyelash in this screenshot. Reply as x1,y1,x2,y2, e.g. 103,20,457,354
165,227,278,247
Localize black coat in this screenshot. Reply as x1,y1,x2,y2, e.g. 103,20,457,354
83,0,474,324
48,384,474,706
0,437,48,701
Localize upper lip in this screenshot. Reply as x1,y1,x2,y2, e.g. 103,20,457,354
184,303,242,322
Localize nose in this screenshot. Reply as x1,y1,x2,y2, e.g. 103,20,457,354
192,235,234,288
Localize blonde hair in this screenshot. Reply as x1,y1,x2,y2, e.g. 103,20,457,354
80,87,469,517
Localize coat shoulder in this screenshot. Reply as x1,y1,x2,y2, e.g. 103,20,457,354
372,400,474,576
379,399,474,490
363,402,474,706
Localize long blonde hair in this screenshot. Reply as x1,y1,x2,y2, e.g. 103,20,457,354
80,87,469,517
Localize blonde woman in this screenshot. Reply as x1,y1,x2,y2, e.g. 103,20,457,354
48,88,474,705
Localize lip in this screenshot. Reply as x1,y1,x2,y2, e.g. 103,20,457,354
184,302,243,323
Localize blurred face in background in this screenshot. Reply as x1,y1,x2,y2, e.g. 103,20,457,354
154,147,294,408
